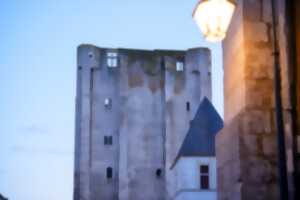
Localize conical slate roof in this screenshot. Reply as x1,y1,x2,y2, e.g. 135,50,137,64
170,97,223,169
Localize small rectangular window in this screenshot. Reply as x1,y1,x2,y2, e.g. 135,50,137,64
104,98,112,109
104,136,108,145
176,61,184,71
200,165,209,189
107,52,118,68
104,136,113,145
200,165,209,173
186,102,190,111
156,169,162,178
109,136,113,145
201,175,209,189
107,167,113,179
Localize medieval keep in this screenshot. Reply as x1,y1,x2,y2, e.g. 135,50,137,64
73,44,223,200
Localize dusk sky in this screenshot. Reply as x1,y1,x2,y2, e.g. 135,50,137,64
0,0,223,199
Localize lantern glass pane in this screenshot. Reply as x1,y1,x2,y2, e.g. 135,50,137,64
193,0,235,42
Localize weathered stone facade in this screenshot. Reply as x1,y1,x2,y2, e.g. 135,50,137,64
292,1,300,196
74,45,212,200
217,0,300,199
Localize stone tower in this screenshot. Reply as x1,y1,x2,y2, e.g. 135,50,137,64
74,44,212,200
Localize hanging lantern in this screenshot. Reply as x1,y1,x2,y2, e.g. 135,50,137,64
193,0,236,42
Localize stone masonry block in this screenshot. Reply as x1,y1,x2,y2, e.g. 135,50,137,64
245,45,273,68
216,119,240,166
245,21,269,43
241,156,276,184
262,135,277,157
245,79,274,108
262,0,272,23
241,110,272,134
241,182,278,200
245,63,272,80
243,0,262,22
240,132,261,156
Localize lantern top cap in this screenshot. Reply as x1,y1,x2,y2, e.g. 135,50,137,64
192,0,236,17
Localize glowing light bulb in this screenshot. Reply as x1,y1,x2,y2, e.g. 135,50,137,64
193,0,236,42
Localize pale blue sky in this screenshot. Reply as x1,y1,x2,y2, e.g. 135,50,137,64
0,1,223,199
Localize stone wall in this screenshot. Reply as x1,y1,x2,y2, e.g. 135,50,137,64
89,48,121,200
217,0,280,199
164,48,212,199
294,2,300,192
118,49,166,200
277,0,300,197
218,0,300,199
74,45,212,200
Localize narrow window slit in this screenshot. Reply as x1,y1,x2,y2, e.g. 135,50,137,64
106,167,113,179
186,102,190,111
156,169,162,178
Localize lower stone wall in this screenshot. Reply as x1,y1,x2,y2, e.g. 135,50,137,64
216,113,241,200
296,1,300,194
219,0,299,199
216,109,279,200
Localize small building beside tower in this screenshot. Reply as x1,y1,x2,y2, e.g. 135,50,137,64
171,98,223,200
